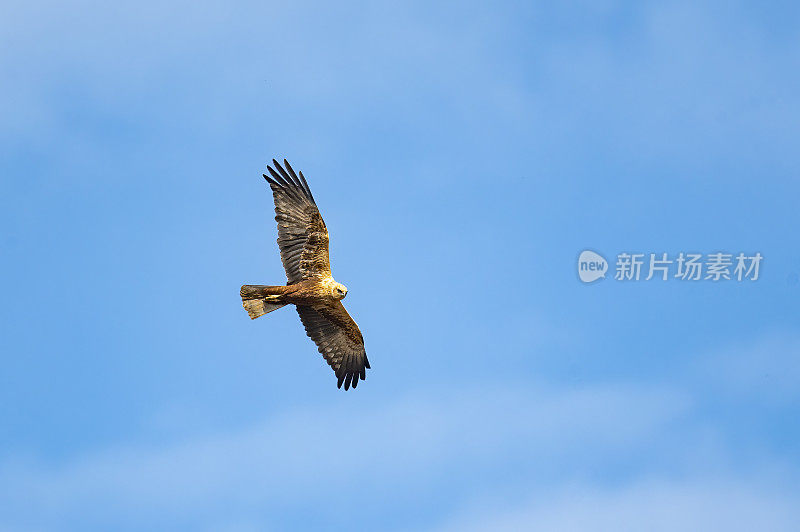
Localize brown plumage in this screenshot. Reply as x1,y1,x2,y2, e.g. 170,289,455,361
240,159,369,390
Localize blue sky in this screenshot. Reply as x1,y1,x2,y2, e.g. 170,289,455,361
1,0,799,530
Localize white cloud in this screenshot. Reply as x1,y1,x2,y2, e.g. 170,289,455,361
0,383,688,529
436,477,800,532
4,0,799,166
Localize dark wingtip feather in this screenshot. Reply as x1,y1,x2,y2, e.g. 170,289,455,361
267,165,291,189
284,159,314,200
263,173,279,187
281,159,304,191
272,159,301,190
265,159,316,207
268,161,310,204
298,171,316,204
271,159,286,181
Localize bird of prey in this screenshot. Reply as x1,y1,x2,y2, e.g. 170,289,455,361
240,159,369,390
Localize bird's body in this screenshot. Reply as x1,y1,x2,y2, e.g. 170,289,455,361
240,159,369,390
242,278,345,308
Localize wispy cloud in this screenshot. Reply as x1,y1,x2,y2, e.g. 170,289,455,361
4,0,799,177
436,477,800,532
0,383,688,529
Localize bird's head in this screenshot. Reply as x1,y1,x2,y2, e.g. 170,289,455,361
331,282,348,300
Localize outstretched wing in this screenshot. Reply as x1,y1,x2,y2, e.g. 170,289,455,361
263,159,331,284
296,302,370,390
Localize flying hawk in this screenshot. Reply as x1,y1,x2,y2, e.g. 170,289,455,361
240,159,369,390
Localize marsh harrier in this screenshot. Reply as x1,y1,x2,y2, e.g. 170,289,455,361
240,159,369,390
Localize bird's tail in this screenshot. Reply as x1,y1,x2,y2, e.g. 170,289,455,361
240,285,289,319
